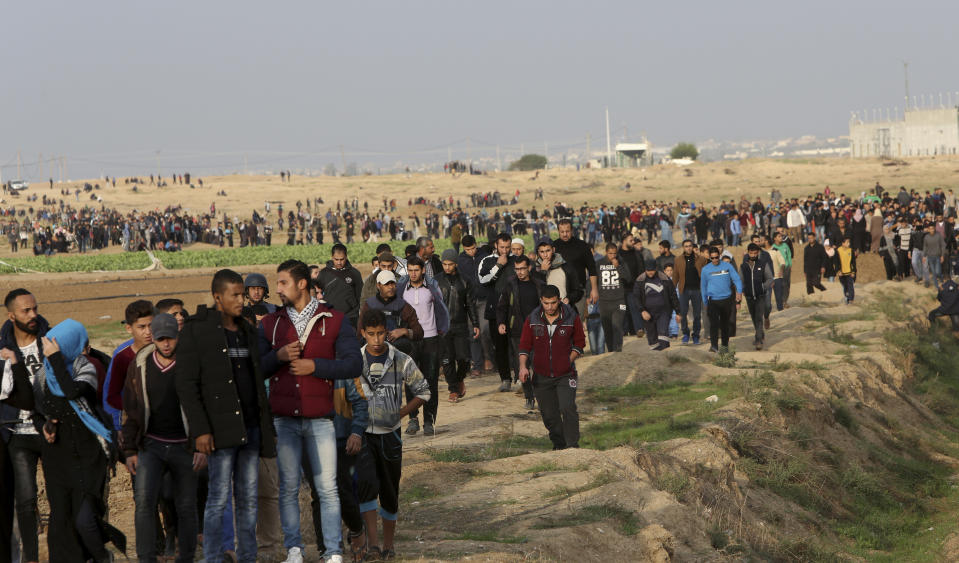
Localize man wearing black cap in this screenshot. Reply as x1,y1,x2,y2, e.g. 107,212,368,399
122,313,206,563
634,258,681,351
436,249,479,403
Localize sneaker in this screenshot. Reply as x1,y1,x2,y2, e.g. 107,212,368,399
692,336,701,346
709,346,719,353
423,423,435,436
405,418,420,435
681,334,690,344
283,547,304,563
659,341,670,350
754,340,763,350
326,555,344,563
498,381,511,392
524,398,536,411
457,381,466,399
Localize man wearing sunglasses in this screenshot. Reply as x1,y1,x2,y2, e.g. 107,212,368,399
700,247,743,353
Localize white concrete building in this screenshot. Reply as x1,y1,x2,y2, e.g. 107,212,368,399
849,106,959,158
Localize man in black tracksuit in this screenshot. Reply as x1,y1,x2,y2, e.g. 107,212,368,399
595,242,631,352
317,243,364,327
803,233,828,294
634,258,681,351
740,244,773,349
496,255,545,410
436,249,479,402
479,233,519,391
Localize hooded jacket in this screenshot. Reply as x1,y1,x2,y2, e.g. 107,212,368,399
634,271,681,313
533,252,583,304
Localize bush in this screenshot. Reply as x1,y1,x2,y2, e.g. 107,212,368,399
508,154,548,171
670,142,699,160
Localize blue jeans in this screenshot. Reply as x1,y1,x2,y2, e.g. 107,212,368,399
587,317,605,354
274,416,341,556
926,257,943,289
912,250,925,281
679,288,702,338
204,427,260,563
659,221,672,247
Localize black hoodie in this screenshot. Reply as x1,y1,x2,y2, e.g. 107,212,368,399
317,259,363,326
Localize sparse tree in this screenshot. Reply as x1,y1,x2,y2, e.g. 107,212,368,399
323,163,337,176
508,154,548,171
670,142,699,160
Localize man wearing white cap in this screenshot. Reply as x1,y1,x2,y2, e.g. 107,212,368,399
510,238,526,257
357,270,423,357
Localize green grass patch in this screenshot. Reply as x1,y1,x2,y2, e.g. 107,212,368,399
712,347,738,368
651,472,690,498
532,503,640,535
666,354,691,364
521,461,568,474
401,484,438,503
582,379,738,449
827,325,863,346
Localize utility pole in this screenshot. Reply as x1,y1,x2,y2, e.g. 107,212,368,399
902,61,910,111
605,107,612,168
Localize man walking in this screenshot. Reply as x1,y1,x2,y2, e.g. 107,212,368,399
634,259,681,351
496,255,544,410
258,260,361,563
803,233,828,294
122,313,205,563
436,249,479,403
317,243,364,327
517,285,585,450
457,235,493,376
673,239,707,345
479,233,518,391
740,244,773,350
701,247,743,353
552,219,599,317
398,257,449,436
176,269,277,563
595,242,631,353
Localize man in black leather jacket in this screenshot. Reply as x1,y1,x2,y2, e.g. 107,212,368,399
436,249,479,403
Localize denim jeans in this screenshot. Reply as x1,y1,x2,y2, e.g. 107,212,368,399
204,426,260,563
912,249,925,281
926,257,943,289
135,438,198,563
587,317,605,354
274,416,341,556
679,288,702,338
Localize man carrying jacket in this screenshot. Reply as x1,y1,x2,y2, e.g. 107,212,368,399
176,269,277,563
436,249,479,403
258,259,362,563
740,244,773,350
497,255,545,410
122,313,206,563
518,285,585,450
397,257,450,436
317,243,364,327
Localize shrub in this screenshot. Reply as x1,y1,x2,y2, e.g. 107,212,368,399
508,154,548,171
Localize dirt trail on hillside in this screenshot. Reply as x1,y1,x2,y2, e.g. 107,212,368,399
32,274,949,561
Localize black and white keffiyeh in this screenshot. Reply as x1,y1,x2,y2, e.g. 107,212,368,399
287,297,320,339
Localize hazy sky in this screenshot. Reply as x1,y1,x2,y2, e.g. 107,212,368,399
3,1,958,178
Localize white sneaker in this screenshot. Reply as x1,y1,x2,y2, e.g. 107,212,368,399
326,555,344,563
283,547,304,563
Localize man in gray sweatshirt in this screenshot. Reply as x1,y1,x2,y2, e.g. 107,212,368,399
922,222,946,290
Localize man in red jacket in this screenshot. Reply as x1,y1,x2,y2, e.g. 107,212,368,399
258,259,362,563
517,284,585,450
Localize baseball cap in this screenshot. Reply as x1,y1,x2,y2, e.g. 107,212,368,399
376,270,397,285
441,249,458,262
511,238,525,246
644,258,658,271
150,313,179,340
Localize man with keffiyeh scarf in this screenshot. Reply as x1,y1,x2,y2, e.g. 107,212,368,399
258,259,362,563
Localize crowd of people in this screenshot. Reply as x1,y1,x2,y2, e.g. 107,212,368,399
1,179,958,563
